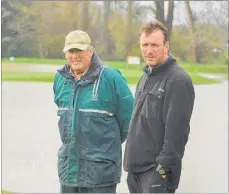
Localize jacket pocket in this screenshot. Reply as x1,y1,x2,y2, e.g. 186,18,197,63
57,144,69,183
57,108,72,143
149,167,168,193
78,157,117,185
78,111,120,153
141,89,164,119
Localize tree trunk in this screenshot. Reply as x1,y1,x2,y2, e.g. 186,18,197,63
155,1,165,23
104,0,110,29
166,0,174,41
69,2,80,30
39,43,44,58
81,1,90,31
75,2,81,29
125,1,133,58
185,1,197,63
103,0,111,56
154,1,174,41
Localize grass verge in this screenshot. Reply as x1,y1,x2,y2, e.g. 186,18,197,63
2,72,55,83
2,72,220,85
1,190,12,194
2,57,228,75
2,57,66,65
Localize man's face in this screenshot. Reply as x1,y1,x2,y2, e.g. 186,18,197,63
140,30,169,69
65,47,93,74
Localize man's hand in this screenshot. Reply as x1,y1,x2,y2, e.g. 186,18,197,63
156,164,169,179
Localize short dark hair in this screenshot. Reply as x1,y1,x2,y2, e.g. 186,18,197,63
139,20,168,43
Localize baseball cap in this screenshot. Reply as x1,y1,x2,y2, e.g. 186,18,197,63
63,30,91,52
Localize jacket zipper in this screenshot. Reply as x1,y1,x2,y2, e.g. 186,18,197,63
73,81,80,185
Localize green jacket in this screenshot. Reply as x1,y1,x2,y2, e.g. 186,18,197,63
53,53,134,187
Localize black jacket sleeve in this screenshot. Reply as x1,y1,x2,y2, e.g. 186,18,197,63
156,76,195,168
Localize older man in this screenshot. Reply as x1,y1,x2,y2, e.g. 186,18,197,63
53,30,133,193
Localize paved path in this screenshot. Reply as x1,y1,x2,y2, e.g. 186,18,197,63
198,72,227,82
2,81,228,193
2,63,62,72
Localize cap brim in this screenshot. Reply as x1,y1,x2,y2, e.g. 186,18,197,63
63,44,88,52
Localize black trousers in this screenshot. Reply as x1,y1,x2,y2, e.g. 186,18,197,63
127,167,175,193
61,184,117,193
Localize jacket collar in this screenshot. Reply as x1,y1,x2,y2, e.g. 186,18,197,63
143,54,176,76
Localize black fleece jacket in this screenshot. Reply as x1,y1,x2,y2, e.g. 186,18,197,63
124,55,195,189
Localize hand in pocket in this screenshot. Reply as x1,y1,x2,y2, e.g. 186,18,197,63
149,168,168,193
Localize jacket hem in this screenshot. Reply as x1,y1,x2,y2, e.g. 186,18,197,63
59,179,120,188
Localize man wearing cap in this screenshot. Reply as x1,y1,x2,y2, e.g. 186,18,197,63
53,30,134,193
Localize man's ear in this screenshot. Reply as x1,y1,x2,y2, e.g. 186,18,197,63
89,47,94,56
65,52,69,60
165,41,169,53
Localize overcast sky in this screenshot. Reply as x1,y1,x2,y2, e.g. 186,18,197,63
125,1,228,25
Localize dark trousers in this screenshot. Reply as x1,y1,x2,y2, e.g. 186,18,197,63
127,167,175,193
61,184,117,193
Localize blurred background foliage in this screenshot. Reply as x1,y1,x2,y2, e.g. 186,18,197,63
1,1,228,64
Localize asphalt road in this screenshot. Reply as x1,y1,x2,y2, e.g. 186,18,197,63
2,81,228,193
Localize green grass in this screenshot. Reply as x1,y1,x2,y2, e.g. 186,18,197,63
1,190,12,194
2,72,56,83
2,57,66,65
2,71,219,85
2,57,227,84
180,63,228,75
2,57,228,74
189,74,219,84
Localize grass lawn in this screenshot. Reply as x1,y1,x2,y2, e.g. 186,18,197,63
2,57,66,65
2,56,228,69
180,63,228,75
2,57,228,84
2,72,55,83
224,74,229,79
2,71,219,85
1,190,12,194
2,57,228,74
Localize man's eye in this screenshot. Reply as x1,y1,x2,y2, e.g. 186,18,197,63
69,48,81,53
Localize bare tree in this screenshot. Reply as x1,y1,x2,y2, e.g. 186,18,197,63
155,1,165,23
202,1,228,30
124,1,133,58
102,0,115,59
104,0,110,29
166,0,174,41
185,0,197,63
151,1,175,41
81,1,90,31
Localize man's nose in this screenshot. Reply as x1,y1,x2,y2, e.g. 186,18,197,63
146,46,154,54
72,52,80,58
